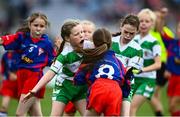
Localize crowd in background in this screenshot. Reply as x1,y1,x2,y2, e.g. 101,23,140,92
0,0,178,57
62,0,180,25
0,0,180,35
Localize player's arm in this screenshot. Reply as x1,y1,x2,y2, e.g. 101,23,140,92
22,57,64,102
133,43,161,74
31,58,63,94
155,7,168,33
22,69,56,103
74,63,91,85
141,41,161,72
161,31,173,49
45,38,57,66
0,33,22,50
0,37,3,45
132,55,161,74
127,50,144,74
31,70,56,93
142,55,161,72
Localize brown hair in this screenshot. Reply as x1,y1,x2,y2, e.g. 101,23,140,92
81,20,96,31
57,19,80,56
80,28,112,63
16,12,49,33
112,14,140,37
75,28,112,74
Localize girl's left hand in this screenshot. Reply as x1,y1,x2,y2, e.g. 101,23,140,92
175,57,180,64
9,72,17,81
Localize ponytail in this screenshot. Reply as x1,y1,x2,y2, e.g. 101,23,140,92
77,43,108,63
53,39,65,62
78,44,108,72
57,40,65,56
76,28,112,72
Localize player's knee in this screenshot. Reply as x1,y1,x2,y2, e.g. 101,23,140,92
130,106,137,114
16,112,24,117
16,110,26,117
169,103,176,113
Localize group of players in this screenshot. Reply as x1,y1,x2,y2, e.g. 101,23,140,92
0,6,179,116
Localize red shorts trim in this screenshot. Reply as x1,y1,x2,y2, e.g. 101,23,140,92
0,80,18,99
17,69,45,98
64,101,76,113
167,74,180,97
87,78,122,116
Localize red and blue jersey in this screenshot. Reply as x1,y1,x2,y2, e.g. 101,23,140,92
74,50,126,85
1,51,19,80
162,32,180,75
89,50,125,84
1,32,56,72
74,50,132,97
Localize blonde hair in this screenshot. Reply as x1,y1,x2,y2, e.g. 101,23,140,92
138,8,156,24
81,20,96,30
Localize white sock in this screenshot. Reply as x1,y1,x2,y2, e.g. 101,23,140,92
0,112,7,117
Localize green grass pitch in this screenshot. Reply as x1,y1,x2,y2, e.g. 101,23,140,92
1,86,170,116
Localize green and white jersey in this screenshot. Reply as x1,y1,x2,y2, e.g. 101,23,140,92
133,34,161,79
50,42,82,83
112,36,143,70
112,36,143,85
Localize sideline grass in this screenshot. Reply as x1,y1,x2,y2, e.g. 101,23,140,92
1,86,169,116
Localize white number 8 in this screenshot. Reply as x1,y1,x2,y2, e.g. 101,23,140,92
95,64,114,79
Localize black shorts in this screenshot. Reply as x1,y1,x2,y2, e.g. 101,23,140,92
156,62,167,86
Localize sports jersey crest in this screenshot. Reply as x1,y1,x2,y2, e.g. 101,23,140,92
38,48,44,55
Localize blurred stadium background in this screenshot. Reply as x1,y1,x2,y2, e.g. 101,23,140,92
0,0,179,116
0,0,180,56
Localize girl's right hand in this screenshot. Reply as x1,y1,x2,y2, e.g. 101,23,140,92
22,90,36,103
164,70,171,79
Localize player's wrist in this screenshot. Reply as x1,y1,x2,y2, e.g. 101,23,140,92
138,69,143,74
29,90,36,96
0,37,3,45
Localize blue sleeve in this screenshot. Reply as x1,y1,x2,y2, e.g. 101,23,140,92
2,32,24,50
74,64,89,85
44,36,56,66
